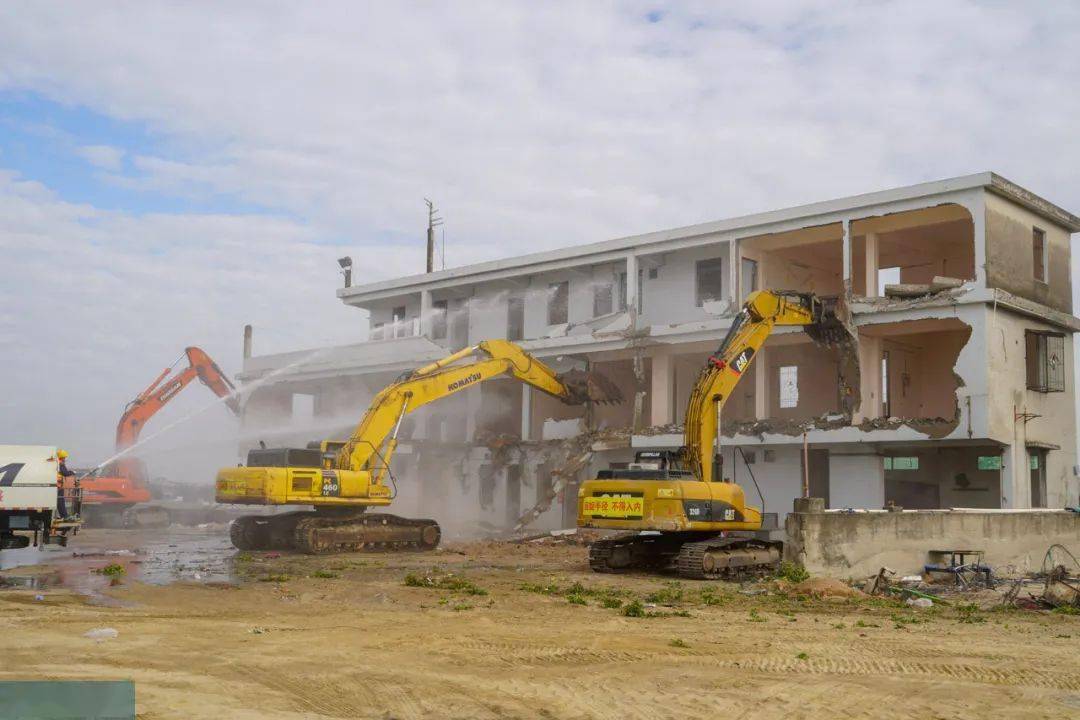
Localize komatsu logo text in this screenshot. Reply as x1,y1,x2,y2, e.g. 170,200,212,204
447,372,482,391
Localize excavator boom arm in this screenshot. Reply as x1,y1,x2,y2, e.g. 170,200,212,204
335,340,620,473
683,291,836,483
115,347,238,450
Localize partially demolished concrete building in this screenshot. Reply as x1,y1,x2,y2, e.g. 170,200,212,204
239,172,1080,536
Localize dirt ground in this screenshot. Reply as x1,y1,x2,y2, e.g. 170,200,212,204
2,527,1079,720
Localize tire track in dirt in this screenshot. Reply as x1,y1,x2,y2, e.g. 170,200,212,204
713,656,1080,691
427,637,1080,691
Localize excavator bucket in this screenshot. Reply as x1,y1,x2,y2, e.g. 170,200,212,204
805,296,851,346
557,369,624,405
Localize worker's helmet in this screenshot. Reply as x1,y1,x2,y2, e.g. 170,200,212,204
57,449,69,459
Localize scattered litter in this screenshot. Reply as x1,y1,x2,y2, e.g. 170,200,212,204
84,628,119,641
1039,544,1080,609
889,586,948,606
250,627,267,635
906,597,933,608
900,575,923,585
264,552,281,559
865,567,895,595
33,594,44,601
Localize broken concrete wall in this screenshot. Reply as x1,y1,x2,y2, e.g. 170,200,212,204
763,340,844,420
850,204,975,296
589,359,638,430
985,193,1073,314
741,224,844,299
785,506,1080,578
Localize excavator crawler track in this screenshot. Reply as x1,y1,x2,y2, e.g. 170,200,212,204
675,537,782,580
229,512,440,554
587,533,781,579
587,533,688,573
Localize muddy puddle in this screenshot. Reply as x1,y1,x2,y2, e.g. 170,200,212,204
0,526,238,601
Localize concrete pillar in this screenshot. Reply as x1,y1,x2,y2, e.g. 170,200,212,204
1003,401,1029,508
842,219,852,291
864,232,879,297
650,352,675,426
967,192,988,288
729,239,741,305
754,350,768,420
419,289,433,338
520,385,532,441
626,254,639,317
854,334,883,421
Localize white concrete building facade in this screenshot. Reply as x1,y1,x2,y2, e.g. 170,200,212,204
238,173,1080,536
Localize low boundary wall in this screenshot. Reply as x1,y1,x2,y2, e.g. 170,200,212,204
784,498,1080,578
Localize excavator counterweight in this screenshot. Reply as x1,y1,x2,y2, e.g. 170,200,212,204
216,340,623,553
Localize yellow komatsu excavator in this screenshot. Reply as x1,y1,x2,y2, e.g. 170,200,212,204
216,339,621,554
579,290,846,579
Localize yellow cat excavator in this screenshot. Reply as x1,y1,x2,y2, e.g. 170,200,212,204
579,290,847,579
216,339,621,553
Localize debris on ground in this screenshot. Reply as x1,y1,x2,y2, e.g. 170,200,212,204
1038,544,1080,610
787,577,865,599
511,528,606,546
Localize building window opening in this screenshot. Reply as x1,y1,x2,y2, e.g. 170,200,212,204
617,270,645,313
507,293,525,341
1033,227,1047,283
431,299,448,340
1025,330,1065,392
695,257,724,307
883,456,919,470
1029,449,1047,508
778,365,798,408
547,281,569,325
478,464,495,510
392,306,408,338
741,257,758,295
593,282,613,317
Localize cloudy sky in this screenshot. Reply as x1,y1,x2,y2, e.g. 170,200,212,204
2,1,1079,476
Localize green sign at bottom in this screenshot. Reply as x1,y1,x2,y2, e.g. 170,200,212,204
0,681,134,720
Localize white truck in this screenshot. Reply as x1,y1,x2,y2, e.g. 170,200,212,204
0,445,81,550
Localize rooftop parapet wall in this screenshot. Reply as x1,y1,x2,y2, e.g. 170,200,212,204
785,501,1080,578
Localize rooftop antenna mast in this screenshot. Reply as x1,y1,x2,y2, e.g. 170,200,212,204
424,198,443,274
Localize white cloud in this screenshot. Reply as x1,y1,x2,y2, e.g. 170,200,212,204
75,144,124,171
1,2,1079,472
0,169,419,469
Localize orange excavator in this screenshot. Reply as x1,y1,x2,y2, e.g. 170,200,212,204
79,347,239,527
